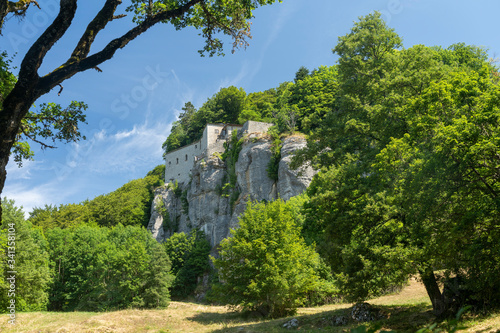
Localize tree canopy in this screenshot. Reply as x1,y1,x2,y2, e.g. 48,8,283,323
212,198,323,318
0,198,51,312
46,223,173,311
30,169,163,230
162,65,339,153
297,12,500,316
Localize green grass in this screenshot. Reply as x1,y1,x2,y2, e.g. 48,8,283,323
1,280,499,333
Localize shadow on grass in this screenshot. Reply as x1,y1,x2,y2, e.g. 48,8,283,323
186,302,442,333
185,308,253,326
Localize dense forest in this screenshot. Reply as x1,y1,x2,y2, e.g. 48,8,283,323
1,12,499,323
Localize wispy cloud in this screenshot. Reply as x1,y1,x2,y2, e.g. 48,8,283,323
219,2,298,89
3,178,76,217
59,119,173,177
3,118,174,216
6,159,38,181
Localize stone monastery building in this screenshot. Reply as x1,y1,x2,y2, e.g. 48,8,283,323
164,120,273,184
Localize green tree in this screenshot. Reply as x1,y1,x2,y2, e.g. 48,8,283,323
299,12,499,316
163,102,197,153
164,229,211,298
0,0,282,223
209,86,247,123
373,69,500,312
30,174,163,229
238,88,277,123
87,175,162,228
294,66,310,83
288,65,338,132
163,86,248,153
147,164,166,182
212,199,321,318
0,198,51,312
46,224,173,311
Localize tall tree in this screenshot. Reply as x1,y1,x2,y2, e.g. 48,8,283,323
46,223,173,311
0,0,282,222
298,12,499,316
0,198,51,311
293,65,309,83
212,199,321,318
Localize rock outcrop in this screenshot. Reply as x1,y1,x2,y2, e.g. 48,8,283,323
147,134,317,247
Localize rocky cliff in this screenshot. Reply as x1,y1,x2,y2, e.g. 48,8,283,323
147,134,317,247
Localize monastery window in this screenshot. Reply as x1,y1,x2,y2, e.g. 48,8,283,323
169,161,171,166
176,158,179,164
195,145,197,149
185,154,188,161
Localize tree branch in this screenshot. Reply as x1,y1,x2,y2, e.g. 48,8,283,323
37,0,203,95
21,128,56,149
18,0,77,85
67,0,122,63
0,0,9,31
0,0,40,33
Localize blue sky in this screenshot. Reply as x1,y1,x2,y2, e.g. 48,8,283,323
3,0,500,215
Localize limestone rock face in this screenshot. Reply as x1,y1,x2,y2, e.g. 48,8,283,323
277,136,316,201
147,135,317,247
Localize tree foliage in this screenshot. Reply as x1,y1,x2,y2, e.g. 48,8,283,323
0,198,51,312
162,64,339,154
298,12,500,316
0,52,88,167
163,229,211,298
46,224,173,311
30,173,163,229
163,86,248,153
212,199,322,318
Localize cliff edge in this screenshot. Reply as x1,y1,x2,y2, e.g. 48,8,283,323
147,135,316,247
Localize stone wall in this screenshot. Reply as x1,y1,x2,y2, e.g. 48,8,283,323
164,140,202,184
165,123,224,184
241,121,274,136
164,121,272,185
149,135,318,247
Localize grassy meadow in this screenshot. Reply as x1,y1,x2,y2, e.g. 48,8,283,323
1,280,499,333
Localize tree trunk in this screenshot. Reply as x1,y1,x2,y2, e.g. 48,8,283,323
420,268,448,317
0,86,37,223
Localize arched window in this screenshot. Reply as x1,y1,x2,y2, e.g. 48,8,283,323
185,154,188,161
176,158,179,164
168,161,171,166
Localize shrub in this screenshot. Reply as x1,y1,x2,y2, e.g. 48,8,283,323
163,230,211,299
46,224,173,311
212,199,323,318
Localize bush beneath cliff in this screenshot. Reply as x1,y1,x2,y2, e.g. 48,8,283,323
164,230,211,299
211,199,327,318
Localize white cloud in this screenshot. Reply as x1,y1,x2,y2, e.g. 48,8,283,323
3,180,72,217
6,159,38,180
65,119,173,176
2,119,174,217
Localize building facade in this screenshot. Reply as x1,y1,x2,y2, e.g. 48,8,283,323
164,121,273,184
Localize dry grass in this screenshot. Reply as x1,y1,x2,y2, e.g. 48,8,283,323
1,280,499,333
